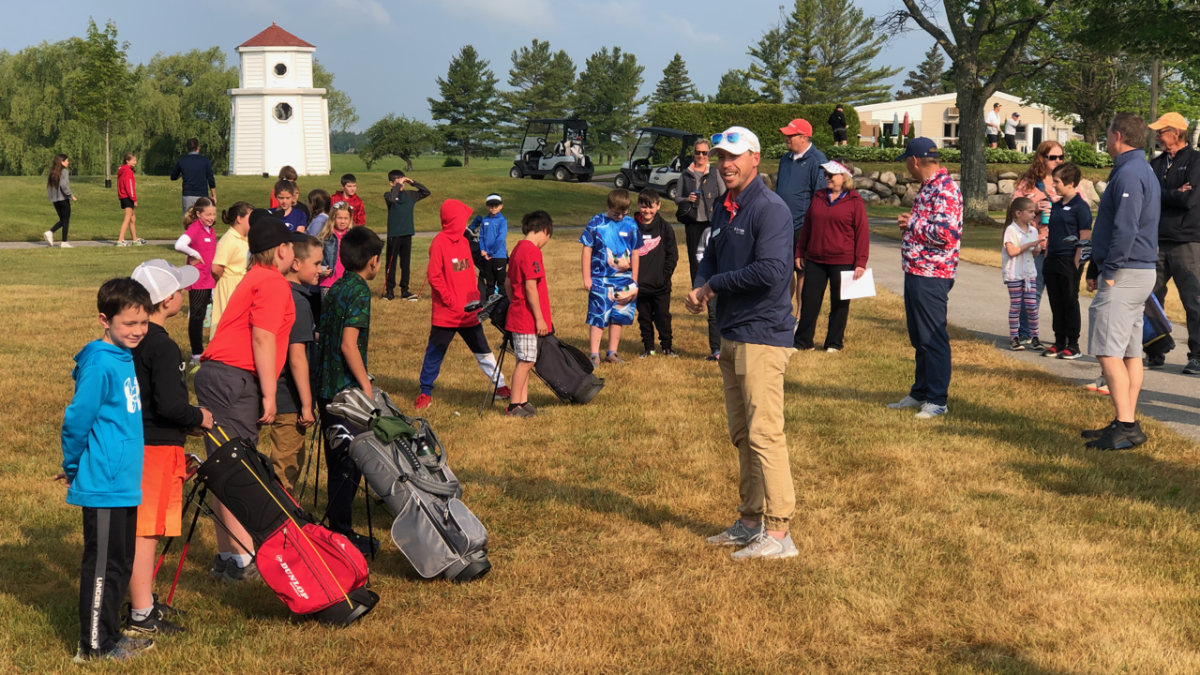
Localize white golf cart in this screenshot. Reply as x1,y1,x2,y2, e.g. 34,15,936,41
613,127,701,201
510,119,594,182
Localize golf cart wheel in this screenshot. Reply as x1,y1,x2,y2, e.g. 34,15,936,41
613,173,629,189
666,182,678,201
509,166,522,179
554,166,570,182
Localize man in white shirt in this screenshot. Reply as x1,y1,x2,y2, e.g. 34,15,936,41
985,103,1001,148
1004,113,1020,150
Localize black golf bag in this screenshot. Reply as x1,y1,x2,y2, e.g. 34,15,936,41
196,436,379,625
326,388,492,582
1144,292,1175,360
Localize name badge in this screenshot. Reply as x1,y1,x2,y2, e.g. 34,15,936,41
642,235,652,240
1063,207,1071,211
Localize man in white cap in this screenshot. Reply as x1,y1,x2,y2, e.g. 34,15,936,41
686,126,798,560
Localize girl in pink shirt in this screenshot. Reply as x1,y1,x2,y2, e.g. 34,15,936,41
174,197,219,360
317,202,354,295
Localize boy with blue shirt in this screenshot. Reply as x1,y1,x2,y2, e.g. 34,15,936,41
581,189,640,365
470,194,508,299
57,278,154,663
270,181,308,233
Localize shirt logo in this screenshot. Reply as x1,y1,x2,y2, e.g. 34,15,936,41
124,377,142,414
533,262,541,274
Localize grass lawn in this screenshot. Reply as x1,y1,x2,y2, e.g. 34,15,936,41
5,236,1200,673
0,154,619,243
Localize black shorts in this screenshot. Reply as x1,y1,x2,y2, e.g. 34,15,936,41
986,133,998,145
119,198,136,210
833,128,848,143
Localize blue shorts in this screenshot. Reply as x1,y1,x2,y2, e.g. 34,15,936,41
587,282,637,328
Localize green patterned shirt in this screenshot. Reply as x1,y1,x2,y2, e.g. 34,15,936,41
316,271,371,400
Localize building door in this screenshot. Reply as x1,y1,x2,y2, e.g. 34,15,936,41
1030,125,1043,148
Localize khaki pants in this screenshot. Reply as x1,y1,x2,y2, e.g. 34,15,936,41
719,339,796,531
269,413,306,494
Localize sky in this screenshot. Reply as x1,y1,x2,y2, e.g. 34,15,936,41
5,0,941,132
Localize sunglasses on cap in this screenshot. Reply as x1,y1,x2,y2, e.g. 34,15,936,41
711,132,740,145
332,201,351,209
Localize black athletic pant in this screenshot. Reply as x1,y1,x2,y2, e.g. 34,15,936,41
319,397,363,537
795,261,854,350
684,223,707,283
188,289,212,356
1043,255,1082,349
477,258,507,299
51,199,71,241
637,291,673,350
385,235,413,295
79,506,136,658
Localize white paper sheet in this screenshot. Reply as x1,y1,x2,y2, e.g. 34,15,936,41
839,268,877,300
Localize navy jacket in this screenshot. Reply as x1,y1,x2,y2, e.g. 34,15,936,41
170,152,216,197
695,176,794,347
1046,193,1092,259
776,146,828,231
1092,149,1160,279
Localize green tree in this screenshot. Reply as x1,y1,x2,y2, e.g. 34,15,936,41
0,38,94,175
712,69,758,104
897,44,947,100
650,53,700,108
139,48,238,174
746,24,790,103
71,19,136,186
784,0,900,105
500,39,576,146
358,114,441,171
313,59,359,133
571,46,645,163
428,45,500,167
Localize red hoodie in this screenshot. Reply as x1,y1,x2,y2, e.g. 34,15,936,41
331,191,366,226
428,200,481,328
796,188,870,268
117,164,136,202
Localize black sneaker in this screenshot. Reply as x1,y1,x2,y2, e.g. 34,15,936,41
1011,338,1024,351
661,347,679,357
639,349,655,359
1146,353,1165,369
1042,344,1060,357
1029,337,1045,351
152,593,186,620
382,291,395,301
1184,358,1200,375
1058,346,1083,360
1086,421,1147,450
1082,420,1117,439
124,612,186,638
401,291,418,302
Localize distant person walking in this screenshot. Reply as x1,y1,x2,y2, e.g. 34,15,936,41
776,119,828,313
675,138,725,360
43,154,76,249
1004,112,1020,150
888,138,963,419
116,153,144,246
985,103,1001,149
1081,113,1160,450
1147,112,1200,374
828,104,849,147
170,138,217,217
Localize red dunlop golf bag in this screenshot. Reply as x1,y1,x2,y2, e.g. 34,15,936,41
196,436,379,626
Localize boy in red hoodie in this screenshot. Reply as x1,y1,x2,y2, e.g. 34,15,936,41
414,199,509,409
330,173,366,227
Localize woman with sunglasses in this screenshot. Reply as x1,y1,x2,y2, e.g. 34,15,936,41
1010,141,1066,347
676,138,726,360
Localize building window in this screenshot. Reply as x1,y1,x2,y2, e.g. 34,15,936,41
274,103,293,122
274,63,288,77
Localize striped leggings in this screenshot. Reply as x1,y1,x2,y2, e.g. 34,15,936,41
1006,280,1038,339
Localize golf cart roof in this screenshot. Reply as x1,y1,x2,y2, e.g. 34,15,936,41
636,127,699,140
528,119,588,129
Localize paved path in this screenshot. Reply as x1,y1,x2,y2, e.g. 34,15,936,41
867,219,1200,443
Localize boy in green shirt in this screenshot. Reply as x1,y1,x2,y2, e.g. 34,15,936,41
383,169,431,301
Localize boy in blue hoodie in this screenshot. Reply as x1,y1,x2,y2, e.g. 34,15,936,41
56,278,153,663
469,194,508,299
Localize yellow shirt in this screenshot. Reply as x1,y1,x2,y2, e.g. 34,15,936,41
210,227,249,335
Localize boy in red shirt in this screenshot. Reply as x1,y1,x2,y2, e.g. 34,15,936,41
414,199,509,409
504,211,554,417
331,173,366,227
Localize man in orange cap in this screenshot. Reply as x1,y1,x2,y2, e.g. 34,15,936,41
776,118,827,313
1148,112,1200,374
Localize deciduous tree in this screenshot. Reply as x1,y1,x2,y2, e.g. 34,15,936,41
428,45,500,167
71,19,136,187
313,59,359,133
359,115,440,171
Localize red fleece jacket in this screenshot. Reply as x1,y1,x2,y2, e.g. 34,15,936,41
117,165,136,202
428,199,481,328
796,188,870,268
331,191,366,226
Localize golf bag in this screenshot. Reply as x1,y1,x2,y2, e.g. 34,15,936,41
326,388,492,582
1144,292,1175,360
196,436,378,625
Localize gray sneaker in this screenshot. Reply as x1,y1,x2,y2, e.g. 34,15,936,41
208,555,229,581
915,403,948,419
705,519,764,547
73,637,155,664
888,395,925,409
1184,358,1200,375
218,560,261,585
731,532,799,560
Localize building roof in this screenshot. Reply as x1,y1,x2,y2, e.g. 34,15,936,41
239,23,314,49
855,91,1026,113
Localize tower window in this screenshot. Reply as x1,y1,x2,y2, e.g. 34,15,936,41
274,103,293,122
274,63,288,77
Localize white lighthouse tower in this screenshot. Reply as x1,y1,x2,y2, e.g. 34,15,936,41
228,23,330,176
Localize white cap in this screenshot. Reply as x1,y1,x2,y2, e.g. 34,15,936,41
486,193,503,204
820,160,853,177
132,259,199,305
712,126,760,155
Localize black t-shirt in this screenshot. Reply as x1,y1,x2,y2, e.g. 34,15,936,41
276,283,316,414
1047,193,1093,258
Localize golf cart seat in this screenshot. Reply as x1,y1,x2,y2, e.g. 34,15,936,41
553,141,565,156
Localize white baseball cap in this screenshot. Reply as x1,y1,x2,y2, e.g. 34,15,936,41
711,126,760,155
132,259,199,305
820,160,853,177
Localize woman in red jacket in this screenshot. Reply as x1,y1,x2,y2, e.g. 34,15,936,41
793,159,870,352
116,153,145,246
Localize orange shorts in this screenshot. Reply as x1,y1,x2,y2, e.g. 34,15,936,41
136,445,188,537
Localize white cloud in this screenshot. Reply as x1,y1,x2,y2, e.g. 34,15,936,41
439,0,554,25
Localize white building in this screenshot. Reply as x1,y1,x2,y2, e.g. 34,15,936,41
228,23,330,176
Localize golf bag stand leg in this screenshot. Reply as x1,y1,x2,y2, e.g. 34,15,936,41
479,332,510,417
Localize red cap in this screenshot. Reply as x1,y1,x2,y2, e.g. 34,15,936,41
779,119,813,137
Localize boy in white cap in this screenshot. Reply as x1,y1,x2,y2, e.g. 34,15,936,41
470,194,509,299
127,260,214,637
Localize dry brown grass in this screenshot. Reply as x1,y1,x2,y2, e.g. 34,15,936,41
4,238,1200,673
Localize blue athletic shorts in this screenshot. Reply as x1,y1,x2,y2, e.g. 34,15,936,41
587,282,637,328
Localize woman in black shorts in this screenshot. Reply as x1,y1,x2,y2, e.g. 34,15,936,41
117,153,145,246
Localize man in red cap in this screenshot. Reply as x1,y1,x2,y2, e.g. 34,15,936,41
776,118,827,313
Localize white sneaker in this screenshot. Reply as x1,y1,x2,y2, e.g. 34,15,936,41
705,519,764,547
826,348,841,353
888,395,925,409
60,242,74,249
731,532,798,560
915,403,948,419
43,231,54,245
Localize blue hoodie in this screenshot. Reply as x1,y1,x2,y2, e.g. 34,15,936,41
471,213,508,260
61,340,145,508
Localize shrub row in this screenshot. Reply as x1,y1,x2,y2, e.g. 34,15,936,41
761,144,1036,165
1064,140,1114,168
650,103,860,152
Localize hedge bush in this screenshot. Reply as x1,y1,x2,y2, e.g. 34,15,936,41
442,156,463,167
1064,140,1114,168
650,102,860,151
762,144,1032,166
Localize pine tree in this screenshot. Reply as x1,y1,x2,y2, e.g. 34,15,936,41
746,24,790,103
428,45,500,167
896,44,947,100
650,53,700,107
500,39,575,145
783,0,900,105
571,47,645,163
713,69,758,104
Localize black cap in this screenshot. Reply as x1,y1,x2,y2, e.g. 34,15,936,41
248,217,305,254
249,208,273,227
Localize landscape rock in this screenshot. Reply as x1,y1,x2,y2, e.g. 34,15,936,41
998,179,1016,194
852,166,862,176
987,182,998,196
884,195,902,207
761,173,776,191
1079,178,1101,206
988,194,1011,211
868,171,880,181
854,176,876,191
986,170,1001,183
999,171,1019,180
1096,180,1107,193
859,189,880,203
902,190,917,207
873,183,892,197
879,171,897,186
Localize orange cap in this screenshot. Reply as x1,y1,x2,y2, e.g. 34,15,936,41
1149,112,1189,131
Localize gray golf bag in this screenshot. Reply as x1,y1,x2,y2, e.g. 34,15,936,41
326,388,492,582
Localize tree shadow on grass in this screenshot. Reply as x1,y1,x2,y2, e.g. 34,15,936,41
946,641,1079,674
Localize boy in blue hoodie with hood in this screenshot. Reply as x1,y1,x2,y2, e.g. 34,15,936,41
56,278,154,663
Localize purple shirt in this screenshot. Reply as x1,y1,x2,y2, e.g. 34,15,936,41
184,221,217,290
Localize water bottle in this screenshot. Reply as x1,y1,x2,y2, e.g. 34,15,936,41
203,303,212,328
1041,200,1051,226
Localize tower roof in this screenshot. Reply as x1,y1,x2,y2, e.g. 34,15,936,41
239,23,314,49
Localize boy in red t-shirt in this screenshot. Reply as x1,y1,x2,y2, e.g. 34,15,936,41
504,211,554,417
331,173,366,226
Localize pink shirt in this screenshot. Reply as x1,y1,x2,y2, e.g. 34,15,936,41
319,228,347,288
184,221,218,290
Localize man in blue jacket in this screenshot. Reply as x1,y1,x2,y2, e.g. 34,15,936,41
776,118,828,310
170,138,217,217
687,126,797,561
1083,113,1161,450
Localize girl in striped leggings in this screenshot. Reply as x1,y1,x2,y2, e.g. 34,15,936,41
1001,197,1045,351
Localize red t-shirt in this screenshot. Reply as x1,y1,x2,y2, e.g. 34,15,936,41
505,240,552,335
202,264,295,378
